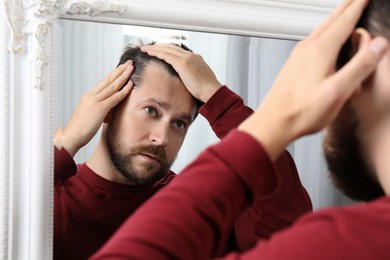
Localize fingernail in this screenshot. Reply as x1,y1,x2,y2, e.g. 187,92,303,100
370,37,388,56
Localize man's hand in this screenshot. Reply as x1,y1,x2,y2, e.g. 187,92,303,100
58,60,134,157
239,0,388,161
141,44,223,103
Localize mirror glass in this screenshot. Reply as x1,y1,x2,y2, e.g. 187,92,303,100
53,19,351,213
53,19,296,169
2,1,350,258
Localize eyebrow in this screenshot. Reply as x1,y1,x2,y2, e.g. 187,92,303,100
140,98,194,123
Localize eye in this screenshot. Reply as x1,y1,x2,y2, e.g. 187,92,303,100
173,120,187,130
144,107,158,117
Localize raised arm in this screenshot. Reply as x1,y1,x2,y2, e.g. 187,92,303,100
141,44,253,138
54,61,134,184
91,6,388,256
238,0,387,161
54,61,134,157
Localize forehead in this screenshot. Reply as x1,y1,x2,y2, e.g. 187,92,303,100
129,63,197,116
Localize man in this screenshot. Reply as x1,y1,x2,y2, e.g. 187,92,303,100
90,0,390,259
54,44,311,259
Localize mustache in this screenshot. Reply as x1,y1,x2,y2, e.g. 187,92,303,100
130,145,167,164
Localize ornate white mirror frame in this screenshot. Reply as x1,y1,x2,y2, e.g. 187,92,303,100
1,0,339,259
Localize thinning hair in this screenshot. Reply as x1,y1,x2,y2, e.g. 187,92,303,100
117,42,204,118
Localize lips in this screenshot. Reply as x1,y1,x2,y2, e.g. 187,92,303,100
139,153,161,163
129,145,167,166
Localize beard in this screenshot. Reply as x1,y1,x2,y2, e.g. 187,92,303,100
323,103,385,202
106,126,171,186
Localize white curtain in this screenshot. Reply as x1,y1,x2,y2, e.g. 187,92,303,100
53,20,123,162
54,20,353,210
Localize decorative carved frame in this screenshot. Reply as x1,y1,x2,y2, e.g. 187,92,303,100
0,0,339,259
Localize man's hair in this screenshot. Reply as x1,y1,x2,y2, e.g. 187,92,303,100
323,0,388,201
337,0,390,70
117,42,203,119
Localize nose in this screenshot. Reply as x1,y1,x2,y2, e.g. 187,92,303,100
149,122,170,147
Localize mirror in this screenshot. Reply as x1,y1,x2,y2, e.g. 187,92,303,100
1,0,344,259
53,19,298,172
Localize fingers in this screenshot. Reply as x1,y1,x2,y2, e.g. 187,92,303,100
142,44,188,57
292,0,371,82
93,60,133,97
98,63,134,100
319,0,369,48
310,37,389,134
237,0,385,162
102,79,134,110
310,0,367,41
327,36,388,98
141,44,191,67
310,0,354,39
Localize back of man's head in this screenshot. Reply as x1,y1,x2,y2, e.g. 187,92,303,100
337,0,390,69
323,0,388,202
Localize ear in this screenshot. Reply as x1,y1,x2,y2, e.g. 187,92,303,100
351,28,374,91
351,28,372,51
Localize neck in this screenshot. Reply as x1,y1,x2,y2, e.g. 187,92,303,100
87,129,135,185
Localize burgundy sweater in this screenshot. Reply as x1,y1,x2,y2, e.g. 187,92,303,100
54,87,311,259
92,130,390,260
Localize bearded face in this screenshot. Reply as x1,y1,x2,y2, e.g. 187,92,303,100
102,62,196,186
106,124,172,186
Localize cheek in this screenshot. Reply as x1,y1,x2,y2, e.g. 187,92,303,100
373,73,390,113
375,55,390,110
354,67,390,121
166,133,186,159
113,114,145,144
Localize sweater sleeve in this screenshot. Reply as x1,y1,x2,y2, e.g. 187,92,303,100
223,201,389,260
91,127,390,260
200,86,312,251
199,86,254,138
234,150,312,251
91,130,278,260
54,146,77,186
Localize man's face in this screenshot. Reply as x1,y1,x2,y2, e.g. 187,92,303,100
106,62,196,185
